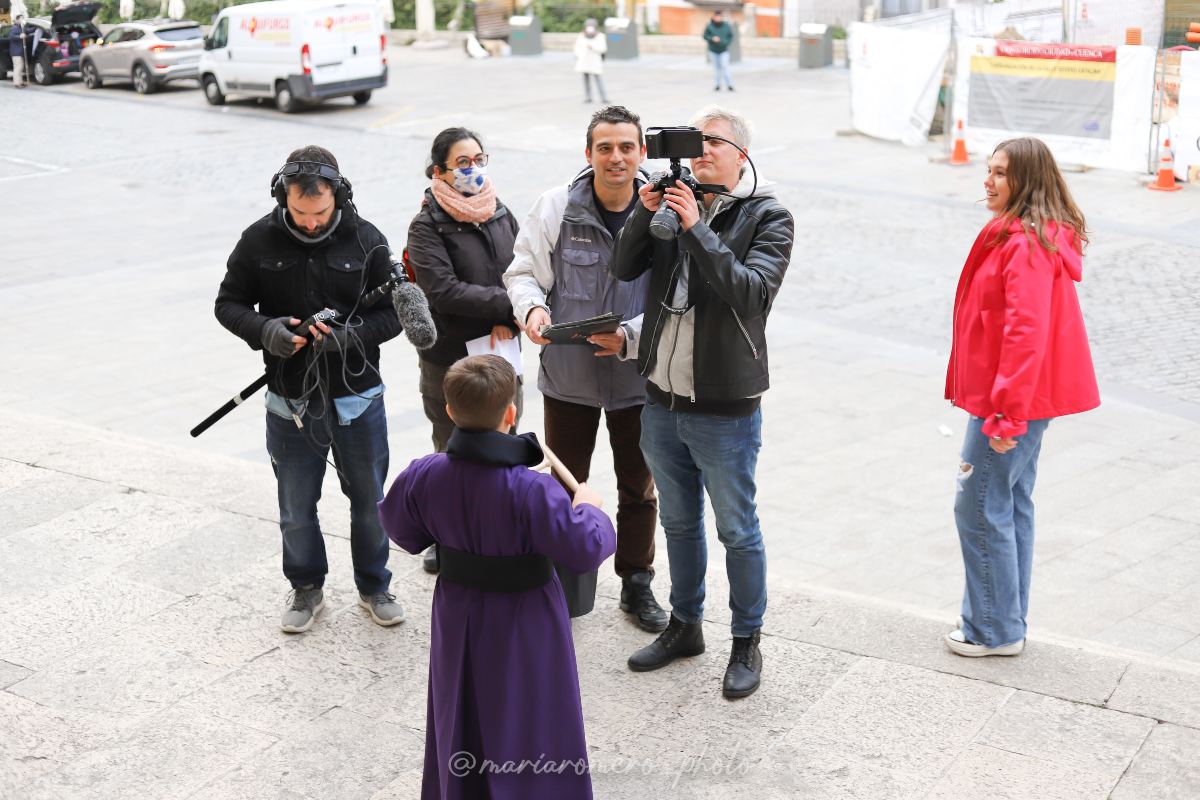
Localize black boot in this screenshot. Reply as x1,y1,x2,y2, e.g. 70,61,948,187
627,615,705,672
620,571,669,632
422,545,439,574
722,630,762,699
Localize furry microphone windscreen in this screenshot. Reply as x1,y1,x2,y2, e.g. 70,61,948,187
392,281,437,350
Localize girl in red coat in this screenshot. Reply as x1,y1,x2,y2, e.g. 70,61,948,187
944,137,1100,657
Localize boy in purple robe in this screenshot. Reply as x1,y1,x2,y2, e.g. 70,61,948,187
378,354,616,800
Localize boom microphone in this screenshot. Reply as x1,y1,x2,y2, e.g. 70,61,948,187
361,252,437,351
392,279,437,350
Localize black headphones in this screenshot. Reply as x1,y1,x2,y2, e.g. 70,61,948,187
271,160,354,210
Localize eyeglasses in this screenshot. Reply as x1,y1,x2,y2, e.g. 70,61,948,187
445,154,489,170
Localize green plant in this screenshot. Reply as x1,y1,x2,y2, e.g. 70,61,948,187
391,0,473,29
530,1,615,33
829,24,846,40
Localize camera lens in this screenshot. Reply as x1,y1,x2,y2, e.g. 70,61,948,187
649,206,682,240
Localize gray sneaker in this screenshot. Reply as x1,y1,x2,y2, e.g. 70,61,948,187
280,586,325,633
359,591,405,626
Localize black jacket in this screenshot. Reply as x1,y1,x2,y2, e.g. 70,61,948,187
214,206,402,399
406,189,519,367
609,193,794,406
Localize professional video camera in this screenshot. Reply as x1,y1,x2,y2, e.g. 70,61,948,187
643,125,756,241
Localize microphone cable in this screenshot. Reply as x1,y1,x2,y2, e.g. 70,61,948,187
278,201,395,477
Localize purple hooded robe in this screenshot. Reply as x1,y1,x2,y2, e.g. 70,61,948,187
378,429,616,800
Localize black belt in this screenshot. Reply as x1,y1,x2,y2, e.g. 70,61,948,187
437,545,555,593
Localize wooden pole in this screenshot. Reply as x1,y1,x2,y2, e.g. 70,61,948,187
538,443,580,494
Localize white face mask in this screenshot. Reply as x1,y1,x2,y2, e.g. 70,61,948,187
452,165,488,196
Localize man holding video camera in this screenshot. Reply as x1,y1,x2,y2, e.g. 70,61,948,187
611,107,794,699
214,146,406,635
504,105,668,632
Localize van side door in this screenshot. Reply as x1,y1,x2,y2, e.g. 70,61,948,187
205,15,233,89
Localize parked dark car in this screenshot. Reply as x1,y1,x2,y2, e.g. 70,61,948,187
0,2,102,85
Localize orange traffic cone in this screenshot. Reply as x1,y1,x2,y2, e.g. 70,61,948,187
1148,138,1182,192
950,120,970,166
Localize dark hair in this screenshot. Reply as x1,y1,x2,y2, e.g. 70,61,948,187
444,355,517,431
283,145,339,198
426,127,484,179
586,105,643,151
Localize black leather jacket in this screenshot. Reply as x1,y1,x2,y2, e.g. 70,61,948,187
609,192,794,406
214,206,401,399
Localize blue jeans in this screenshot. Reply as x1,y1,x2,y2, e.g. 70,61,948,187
955,415,1050,647
640,401,765,636
265,395,392,594
711,50,733,89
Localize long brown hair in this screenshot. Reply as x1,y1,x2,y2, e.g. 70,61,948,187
989,137,1088,253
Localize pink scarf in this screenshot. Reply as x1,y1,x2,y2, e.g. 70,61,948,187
431,178,497,224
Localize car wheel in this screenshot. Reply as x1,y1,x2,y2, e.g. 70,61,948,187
81,60,102,89
32,58,54,85
275,81,297,113
132,63,155,94
202,74,225,105
352,90,371,105
0,55,12,81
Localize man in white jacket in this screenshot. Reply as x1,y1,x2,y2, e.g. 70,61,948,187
504,106,666,632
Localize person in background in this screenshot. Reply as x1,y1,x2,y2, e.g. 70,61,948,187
704,10,735,92
8,14,29,88
574,17,608,104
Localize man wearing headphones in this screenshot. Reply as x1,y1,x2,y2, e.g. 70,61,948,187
215,145,406,633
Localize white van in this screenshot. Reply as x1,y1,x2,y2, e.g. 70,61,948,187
199,0,387,113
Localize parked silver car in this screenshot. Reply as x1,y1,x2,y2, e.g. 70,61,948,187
79,19,203,94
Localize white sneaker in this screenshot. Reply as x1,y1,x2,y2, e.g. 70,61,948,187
944,629,1025,657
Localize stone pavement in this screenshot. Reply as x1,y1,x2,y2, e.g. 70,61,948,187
3,41,1200,798
4,409,1200,799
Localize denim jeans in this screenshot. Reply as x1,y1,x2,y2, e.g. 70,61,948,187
640,400,765,636
711,50,733,89
955,415,1050,647
265,395,392,594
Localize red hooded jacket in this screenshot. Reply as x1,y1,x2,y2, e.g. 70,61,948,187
945,218,1100,439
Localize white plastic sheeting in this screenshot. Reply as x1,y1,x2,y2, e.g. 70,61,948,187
1064,0,1164,48
847,21,949,145
951,39,1157,172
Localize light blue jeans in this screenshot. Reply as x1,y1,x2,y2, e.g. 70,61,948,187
955,415,1051,647
711,50,733,89
640,401,766,636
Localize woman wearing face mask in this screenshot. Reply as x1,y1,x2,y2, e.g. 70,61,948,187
574,18,608,104
407,127,523,571
944,137,1099,658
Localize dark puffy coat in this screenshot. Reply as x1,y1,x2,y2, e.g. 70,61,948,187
406,189,519,367
214,206,402,399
